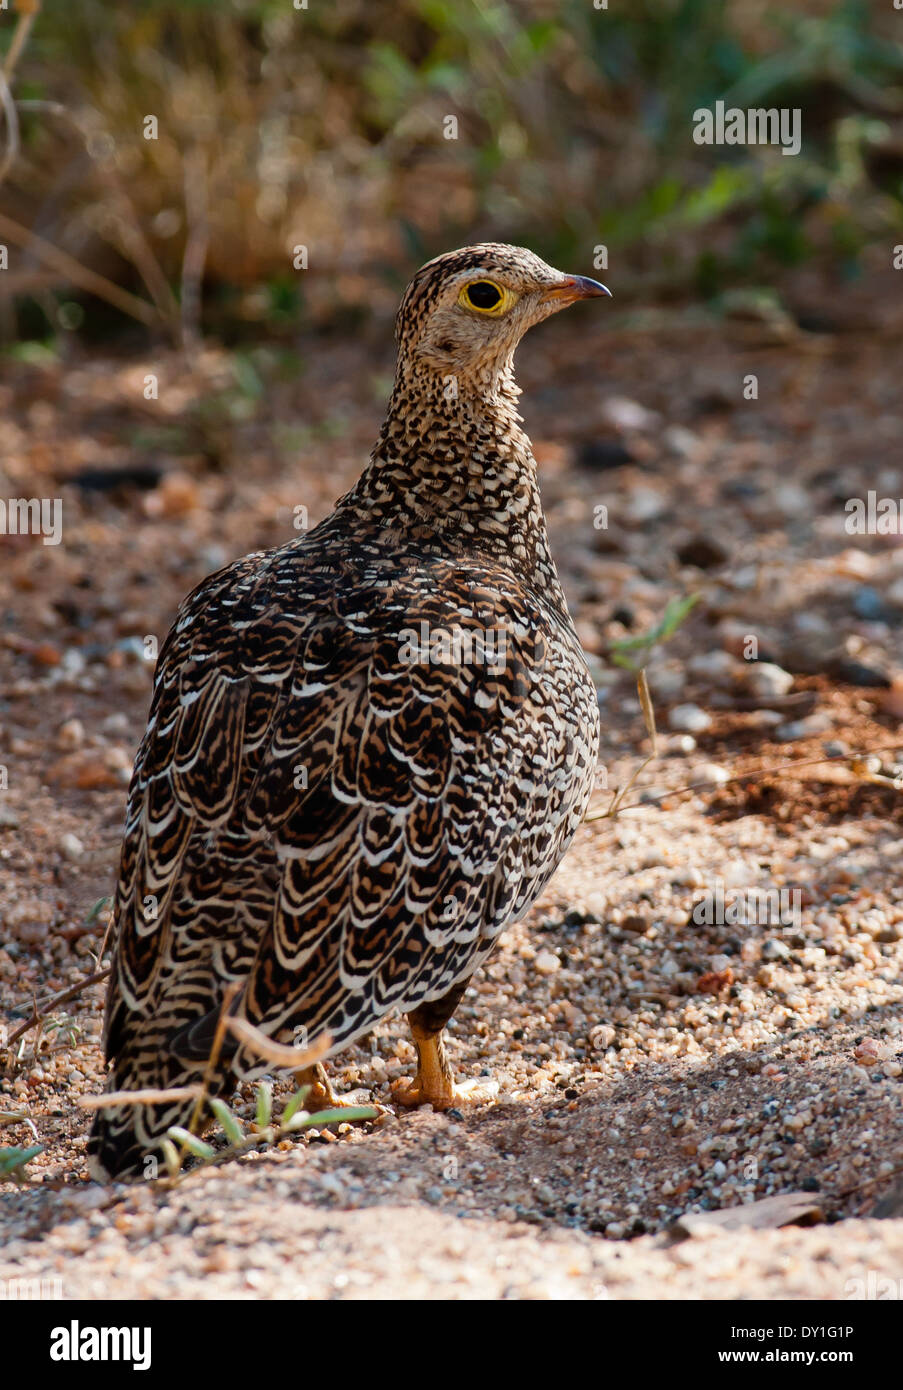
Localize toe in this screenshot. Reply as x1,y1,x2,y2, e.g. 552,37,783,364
452,1077,499,1105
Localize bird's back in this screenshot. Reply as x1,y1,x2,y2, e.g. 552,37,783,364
90,519,598,1178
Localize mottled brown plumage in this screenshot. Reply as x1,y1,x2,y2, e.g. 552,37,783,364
88,244,608,1180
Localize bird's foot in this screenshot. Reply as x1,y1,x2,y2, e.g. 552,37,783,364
294,1064,386,1118
390,1072,499,1111
313,1087,387,1115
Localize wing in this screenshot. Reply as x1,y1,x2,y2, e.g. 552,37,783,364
105,537,598,1074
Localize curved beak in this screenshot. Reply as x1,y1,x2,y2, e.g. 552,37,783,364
543,274,612,305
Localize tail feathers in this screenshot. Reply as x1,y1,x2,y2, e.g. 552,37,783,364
87,1050,230,1183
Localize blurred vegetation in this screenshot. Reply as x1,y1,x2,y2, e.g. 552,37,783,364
1,0,902,345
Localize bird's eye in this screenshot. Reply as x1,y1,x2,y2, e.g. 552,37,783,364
458,280,513,316
466,281,501,309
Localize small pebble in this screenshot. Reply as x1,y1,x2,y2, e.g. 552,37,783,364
668,704,712,734
670,734,697,754
851,585,893,622
663,426,702,460
56,718,85,751
686,649,738,686
822,740,849,758
624,487,668,525
775,713,833,742
745,662,794,700
59,832,85,862
602,396,659,433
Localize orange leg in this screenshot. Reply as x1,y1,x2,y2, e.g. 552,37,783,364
391,1000,498,1111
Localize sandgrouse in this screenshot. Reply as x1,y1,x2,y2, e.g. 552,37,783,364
88,244,608,1181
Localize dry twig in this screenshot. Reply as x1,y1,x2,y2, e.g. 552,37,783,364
0,211,160,325
3,967,110,1054
79,1086,204,1111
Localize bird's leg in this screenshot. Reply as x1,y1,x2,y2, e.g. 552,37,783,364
294,1061,341,1109
391,980,498,1110
390,1021,456,1108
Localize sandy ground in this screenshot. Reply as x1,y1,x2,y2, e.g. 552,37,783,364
1,271,902,1298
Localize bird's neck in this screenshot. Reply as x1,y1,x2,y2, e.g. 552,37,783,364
336,360,564,597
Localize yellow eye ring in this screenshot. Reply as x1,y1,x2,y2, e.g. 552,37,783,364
457,279,516,316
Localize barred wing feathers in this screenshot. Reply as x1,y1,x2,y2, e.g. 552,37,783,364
103,539,597,1100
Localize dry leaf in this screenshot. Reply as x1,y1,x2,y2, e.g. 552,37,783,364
672,1191,823,1238
873,1183,903,1219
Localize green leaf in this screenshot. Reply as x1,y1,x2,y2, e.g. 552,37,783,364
282,1085,311,1126
294,1106,377,1129
255,1082,272,1130
610,594,701,670
657,593,702,641
525,20,556,54
681,165,752,228
208,1098,244,1146
0,1144,42,1178
166,1126,215,1160
0,341,60,367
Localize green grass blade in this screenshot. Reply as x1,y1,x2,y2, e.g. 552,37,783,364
160,1138,182,1178
167,1126,215,1160
294,1106,377,1129
282,1085,311,1126
208,1097,244,1146
0,1144,42,1177
255,1081,272,1129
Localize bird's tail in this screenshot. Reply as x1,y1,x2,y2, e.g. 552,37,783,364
86,1044,230,1183
87,998,329,1180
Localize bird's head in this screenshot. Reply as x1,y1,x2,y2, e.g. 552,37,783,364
394,243,610,395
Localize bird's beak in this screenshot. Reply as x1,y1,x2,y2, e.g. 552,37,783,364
543,275,612,305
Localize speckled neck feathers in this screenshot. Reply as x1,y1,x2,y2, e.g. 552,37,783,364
338,350,561,599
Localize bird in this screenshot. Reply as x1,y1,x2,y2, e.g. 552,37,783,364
88,243,609,1181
